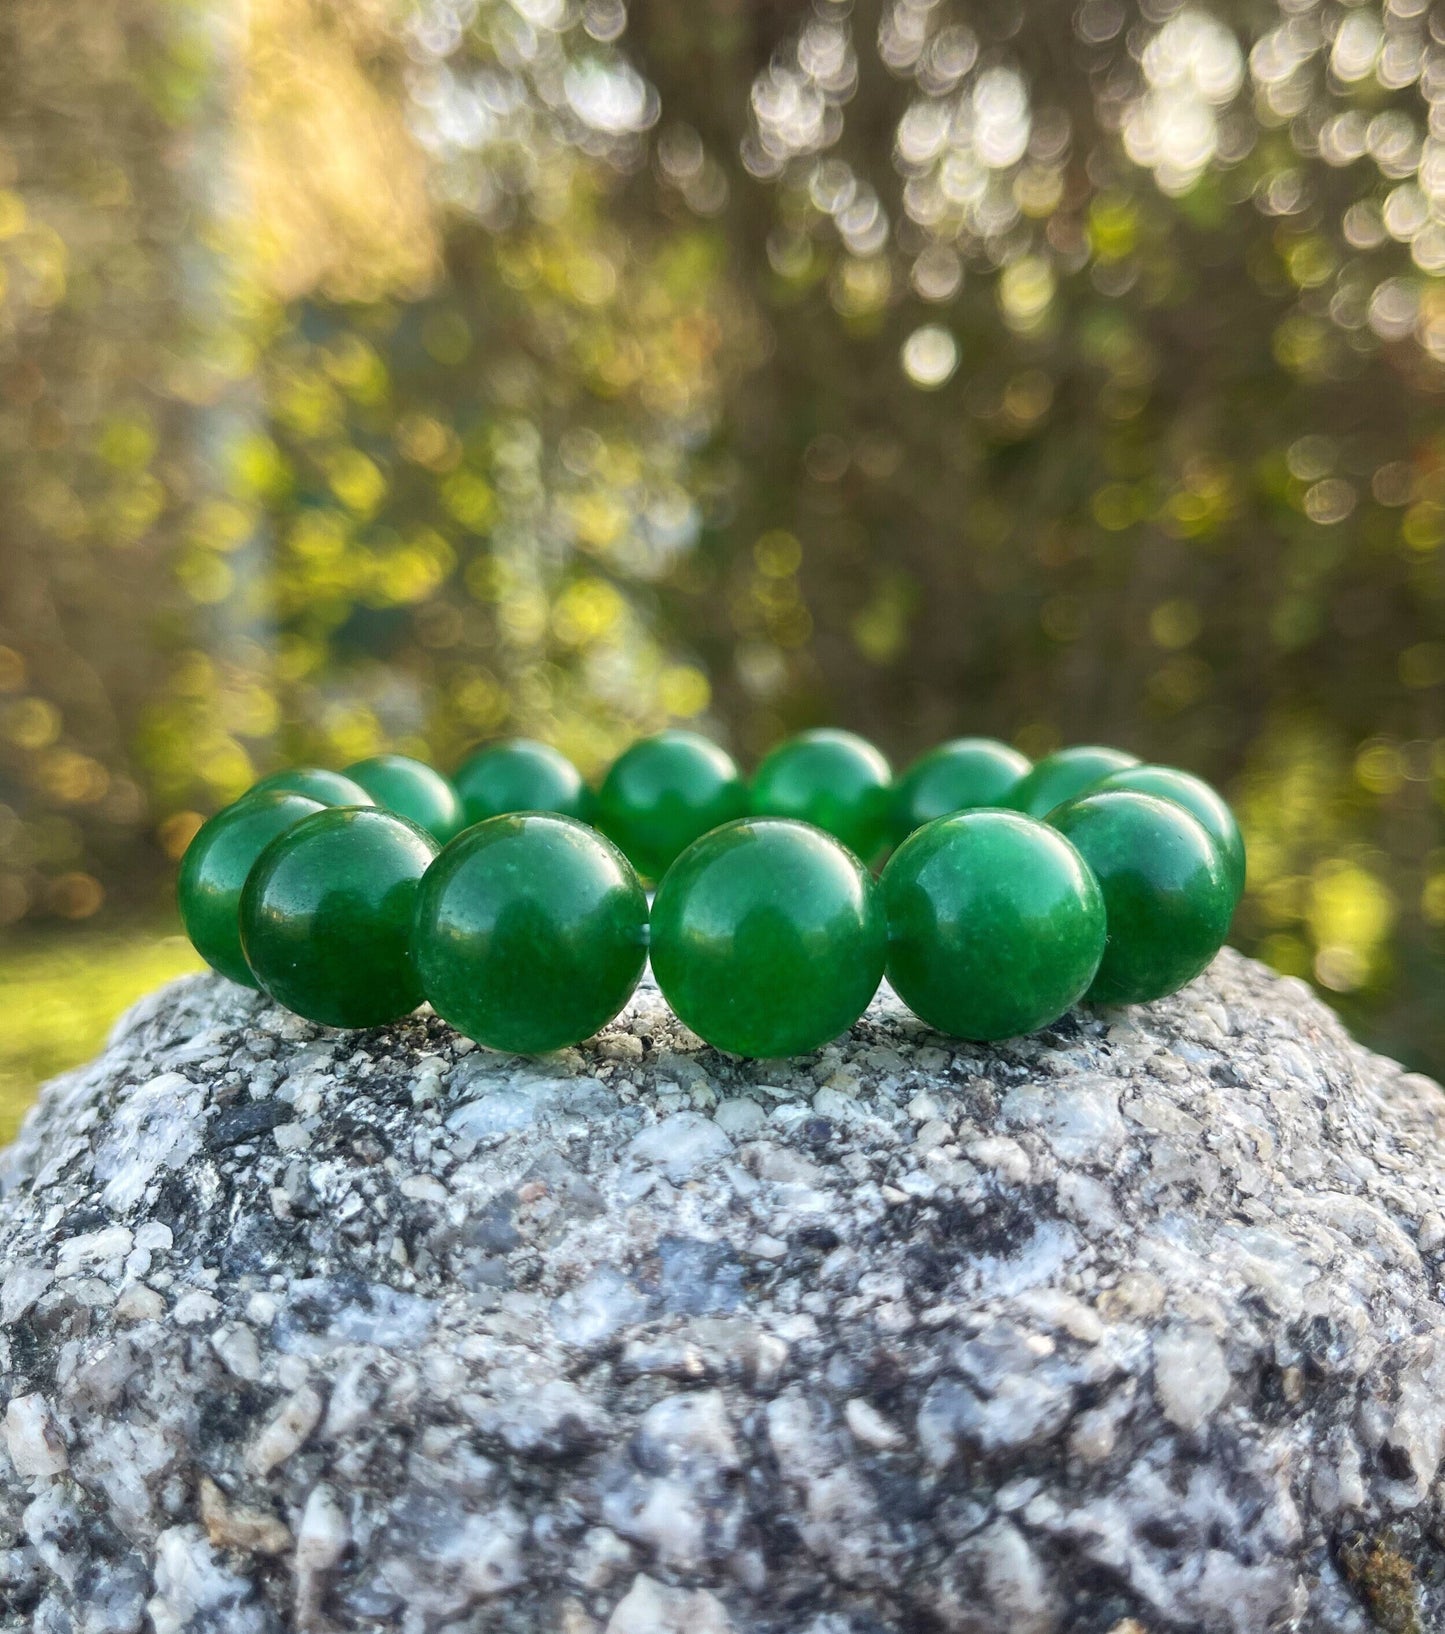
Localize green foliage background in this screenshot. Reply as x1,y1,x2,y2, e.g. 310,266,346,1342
3,0,1445,1101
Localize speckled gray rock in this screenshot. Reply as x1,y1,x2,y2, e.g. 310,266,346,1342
3,951,1445,1634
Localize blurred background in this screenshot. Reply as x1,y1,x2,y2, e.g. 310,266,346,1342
3,0,1444,1131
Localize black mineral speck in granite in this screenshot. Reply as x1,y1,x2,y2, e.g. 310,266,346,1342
207,1099,290,1149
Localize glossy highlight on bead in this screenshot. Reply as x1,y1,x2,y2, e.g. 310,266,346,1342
344,754,465,844
240,807,439,1027
1007,745,1140,818
750,728,893,861
890,737,1031,845
651,818,886,1057
412,813,648,1054
881,810,1106,1041
250,767,376,807
1088,763,1246,901
598,730,747,880
177,791,326,987
1050,790,1234,1005
453,738,591,827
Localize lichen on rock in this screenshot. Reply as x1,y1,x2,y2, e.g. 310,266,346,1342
3,949,1445,1631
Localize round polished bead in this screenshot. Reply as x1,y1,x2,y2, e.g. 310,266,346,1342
1006,745,1140,818
1050,790,1234,1005
177,792,326,986
650,818,886,1057
890,737,1031,845
240,807,439,1027
750,729,893,860
453,739,591,827
412,813,648,1054
880,810,1106,1041
598,730,747,881
1088,764,1246,901
250,767,375,807
343,753,465,844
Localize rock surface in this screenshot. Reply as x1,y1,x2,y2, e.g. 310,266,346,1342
3,950,1445,1632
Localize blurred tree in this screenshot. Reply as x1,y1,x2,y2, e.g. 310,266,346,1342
135,0,740,823
0,0,199,927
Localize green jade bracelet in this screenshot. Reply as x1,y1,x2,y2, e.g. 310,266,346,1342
178,732,1245,1058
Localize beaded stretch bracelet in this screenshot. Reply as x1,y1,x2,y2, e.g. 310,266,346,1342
177,730,1245,1059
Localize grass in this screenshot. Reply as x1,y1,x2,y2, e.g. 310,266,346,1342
0,920,203,1142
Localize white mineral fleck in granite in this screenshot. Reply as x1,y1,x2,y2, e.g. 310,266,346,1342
1152,1323,1231,1431
245,1384,324,1478
3,1393,67,1477
2,951,1445,1631
605,1572,734,1633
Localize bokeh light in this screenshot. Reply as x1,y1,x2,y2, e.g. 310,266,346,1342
901,324,959,387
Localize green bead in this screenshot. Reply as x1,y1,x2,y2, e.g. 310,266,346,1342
750,729,893,860
344,754,465,844
650,817,886,1057
176,792,326,986
1049,791,1234,1005
240,807,439,1027
1089,764,1246,901
880,810,1106,1041
1007,746,1140,817
598,730,747,881
890,737,1032,845
250,767,375,807
453,739,591,826
412,814,647,1054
